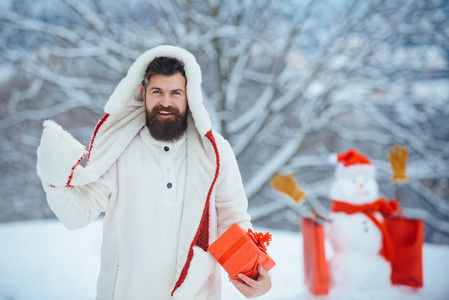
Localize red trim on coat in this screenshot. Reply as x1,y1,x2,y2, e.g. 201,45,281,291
87,113,110,163
171,130,221,297
65,114,110,187
65,152,87,187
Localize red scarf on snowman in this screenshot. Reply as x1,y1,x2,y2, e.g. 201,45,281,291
331,198,401,262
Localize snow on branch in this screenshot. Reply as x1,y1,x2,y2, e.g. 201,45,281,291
403,207,449,235
0,102,86,130
62,0,106,33
244,131,306,199
227,85,275,134
409,181,449,216
363,106,446,177
0,10,81,44
224,51,250,111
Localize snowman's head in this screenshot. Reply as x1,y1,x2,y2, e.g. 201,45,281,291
329,148,379,204
330,174,379,204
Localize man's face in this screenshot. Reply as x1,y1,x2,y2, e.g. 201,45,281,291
142,73,189,142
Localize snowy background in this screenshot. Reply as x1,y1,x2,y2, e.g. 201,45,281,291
1,0,448,242
1,219,449,300
0,0,449,298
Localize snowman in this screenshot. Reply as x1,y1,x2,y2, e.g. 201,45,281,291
326,148,398,291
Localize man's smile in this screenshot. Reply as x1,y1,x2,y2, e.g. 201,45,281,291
158,110,174,118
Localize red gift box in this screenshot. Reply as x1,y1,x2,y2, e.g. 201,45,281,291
208,223,276,280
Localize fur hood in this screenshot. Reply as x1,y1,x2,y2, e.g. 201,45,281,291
105,45,211,135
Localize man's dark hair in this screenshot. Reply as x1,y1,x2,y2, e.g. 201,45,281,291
142,57,186,89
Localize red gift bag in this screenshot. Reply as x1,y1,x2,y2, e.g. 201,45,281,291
384,216,424,288
300,217,329,295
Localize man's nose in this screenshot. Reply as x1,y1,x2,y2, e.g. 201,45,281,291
160,94,171,107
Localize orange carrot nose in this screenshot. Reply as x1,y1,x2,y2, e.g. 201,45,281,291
360,182,364,189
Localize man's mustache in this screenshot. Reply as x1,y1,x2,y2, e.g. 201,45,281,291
151,105,180,116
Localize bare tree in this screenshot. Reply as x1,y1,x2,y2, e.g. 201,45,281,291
1,0,448,242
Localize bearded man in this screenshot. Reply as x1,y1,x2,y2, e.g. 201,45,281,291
36,45,271,299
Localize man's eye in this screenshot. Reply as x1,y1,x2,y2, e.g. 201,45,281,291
152,90,161,94
173,91,181,95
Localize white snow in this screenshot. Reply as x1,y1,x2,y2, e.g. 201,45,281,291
1,219,448,300
0,64,15,84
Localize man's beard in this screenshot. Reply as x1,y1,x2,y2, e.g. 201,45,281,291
146,105,188,142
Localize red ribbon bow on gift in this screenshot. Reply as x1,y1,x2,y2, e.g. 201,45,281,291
247,228,272,253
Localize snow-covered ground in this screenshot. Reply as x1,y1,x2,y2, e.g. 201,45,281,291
1,219,448,300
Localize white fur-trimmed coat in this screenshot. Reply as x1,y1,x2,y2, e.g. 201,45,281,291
36,45,252,299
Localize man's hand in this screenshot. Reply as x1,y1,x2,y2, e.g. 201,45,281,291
230,264,272,298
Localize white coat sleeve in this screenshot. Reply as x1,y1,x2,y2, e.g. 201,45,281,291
42,163,117,230
214,139,252,236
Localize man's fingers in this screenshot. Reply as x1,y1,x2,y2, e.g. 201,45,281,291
257,264,269,278
236,265,268,286
231,265,272,298
237,273,257,287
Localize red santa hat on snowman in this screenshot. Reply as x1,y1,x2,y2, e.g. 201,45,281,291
328,148,375,178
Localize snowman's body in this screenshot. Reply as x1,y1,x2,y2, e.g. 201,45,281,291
326,173,392,290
